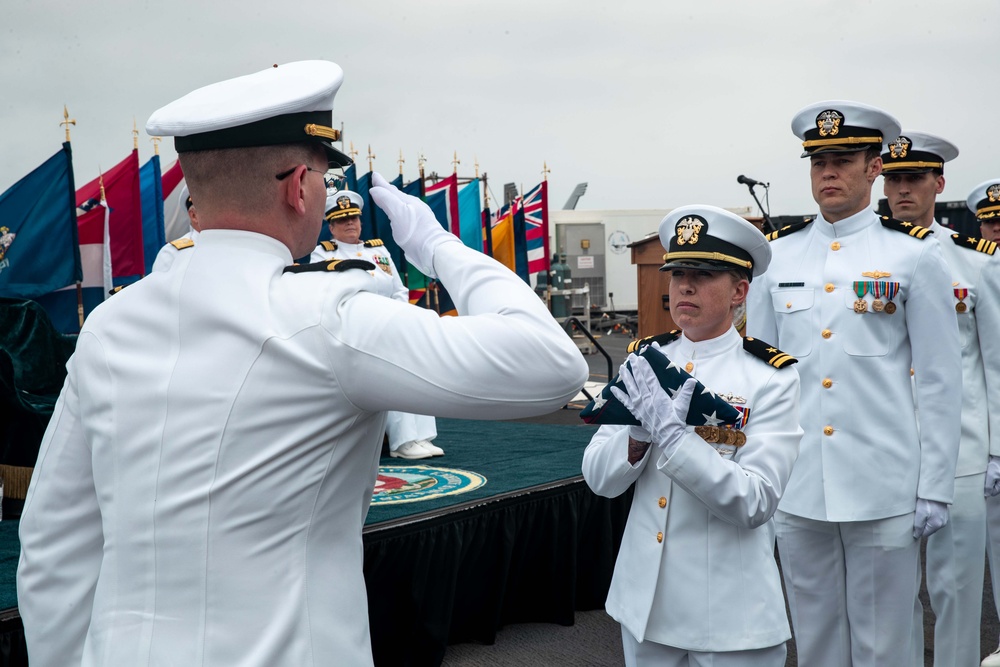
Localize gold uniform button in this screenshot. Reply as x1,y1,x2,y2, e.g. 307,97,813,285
821,329,832,339
825,283,835,293
910,368,915,377
684,362,694,373
823,426,834,436
658,497,667,508
822,378,833,388
831,241,841,251
786,302,792,309
656,532,664,543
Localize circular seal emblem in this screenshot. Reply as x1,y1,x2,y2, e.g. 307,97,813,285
608,230,631,254
372,465,487,505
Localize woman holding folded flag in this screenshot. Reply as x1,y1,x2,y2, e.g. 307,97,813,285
581,205,802,667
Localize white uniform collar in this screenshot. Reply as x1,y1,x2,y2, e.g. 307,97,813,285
814,207,877,238
928,219,946,236
335,240,365,252
677,326,742,359
197,229,294,263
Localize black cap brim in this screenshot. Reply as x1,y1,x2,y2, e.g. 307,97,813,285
323,141,353,168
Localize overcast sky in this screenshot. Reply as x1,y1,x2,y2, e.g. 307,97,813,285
2,0,995,219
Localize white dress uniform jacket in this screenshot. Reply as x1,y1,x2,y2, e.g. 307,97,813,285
980,261,1000,459
151,229,199,273
582,327,802,651
747,209,962,521
17,229,588,667
310,239,407,302
927,221,996,472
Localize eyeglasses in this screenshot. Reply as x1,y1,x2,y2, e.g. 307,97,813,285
275,165,325,180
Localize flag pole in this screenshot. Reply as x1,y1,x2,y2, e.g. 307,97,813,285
367,145,375,174
150,136,161,155
61,105,76,142
132,118,139,151
542,161,550,181
397,150,405,176
62,106,86,327
452,151,460,175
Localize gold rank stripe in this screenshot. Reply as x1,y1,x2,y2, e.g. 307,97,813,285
768,352,796,368
664,251,752,269
169,238,195,250
882,160,944,171
802,135,882,149
978,238,998,254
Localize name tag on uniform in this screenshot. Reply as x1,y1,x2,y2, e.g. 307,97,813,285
778,282,805,288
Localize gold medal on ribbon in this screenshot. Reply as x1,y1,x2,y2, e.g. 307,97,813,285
884,282,899,314
955,288,969,313
871,281,884,312
852,281,868,313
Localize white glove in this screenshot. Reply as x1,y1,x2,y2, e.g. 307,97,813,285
369,172,460,277
610,354,695,459
985,456,1000,497
628,425,651,442
913,498,949,539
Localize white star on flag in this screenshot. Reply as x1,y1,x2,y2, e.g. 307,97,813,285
702,411,724,426
701,386,716,399
592,393,607,409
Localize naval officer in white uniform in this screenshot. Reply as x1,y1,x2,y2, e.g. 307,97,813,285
311,190,442,459
881,132,993,667
967,179,1000,667
16,60,589,667
747,101,962,667
151,185,200,272
583,205,802,667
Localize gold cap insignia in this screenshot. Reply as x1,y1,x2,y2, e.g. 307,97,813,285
888,136,910,159
337,196,353,209
675,215,705,246
988,184,1000,203
816,110,843,137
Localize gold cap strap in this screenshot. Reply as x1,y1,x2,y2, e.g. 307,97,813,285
802,135,882,149
664,251,752,269
305,124,340,141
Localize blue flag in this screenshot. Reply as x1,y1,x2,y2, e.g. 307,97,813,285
457,179,482,251
139,156,166,275
0,143,81,299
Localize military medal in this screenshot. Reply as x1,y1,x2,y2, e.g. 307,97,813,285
954,288,969,313
852,281,868,313
870,281,885,312
884,282,899,314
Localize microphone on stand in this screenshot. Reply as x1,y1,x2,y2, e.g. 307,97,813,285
737,174,767,188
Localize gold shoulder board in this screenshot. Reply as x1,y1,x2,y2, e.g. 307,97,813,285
765,219,813,242
364,239,385,248
320,240,338,252
627,330,680,354
283,259,377,274
169,238,195,250
880,216,932,240
951,233,997,255
743,337,797,368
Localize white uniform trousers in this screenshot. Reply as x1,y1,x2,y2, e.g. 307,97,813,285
621,627,786,667
986,491,1000,646
775,510,918,667
911,473,986,667
385,411,437,451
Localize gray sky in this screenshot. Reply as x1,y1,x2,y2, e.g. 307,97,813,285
2,0,995,217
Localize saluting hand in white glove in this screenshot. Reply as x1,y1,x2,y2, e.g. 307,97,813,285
611,353,695,460
369,172,459,277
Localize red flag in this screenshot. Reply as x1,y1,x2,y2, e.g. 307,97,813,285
75,149,145,277
523,181,550,274
425,174,460,236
